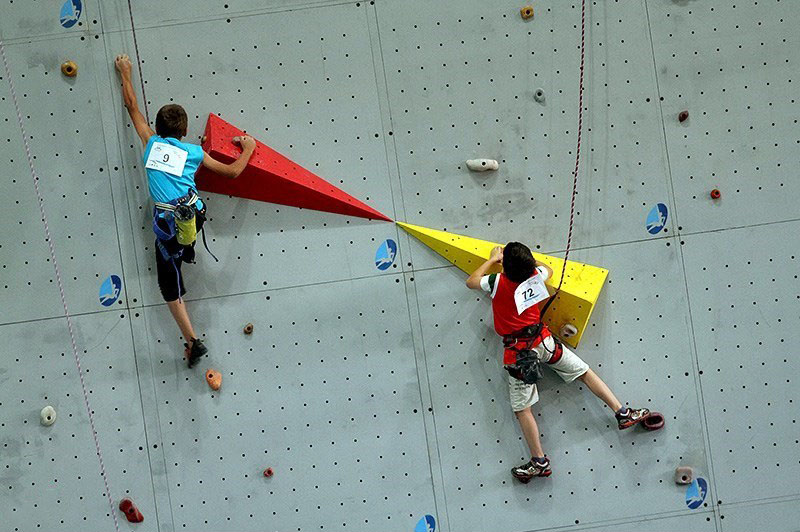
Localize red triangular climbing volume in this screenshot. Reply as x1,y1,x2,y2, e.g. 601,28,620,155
194,114,392,222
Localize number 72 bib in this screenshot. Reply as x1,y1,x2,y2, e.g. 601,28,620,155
513,274,550,315
145,141,188,177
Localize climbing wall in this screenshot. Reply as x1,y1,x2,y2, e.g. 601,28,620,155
1,1,798,532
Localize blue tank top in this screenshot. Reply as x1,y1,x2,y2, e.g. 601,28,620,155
143,135,205,210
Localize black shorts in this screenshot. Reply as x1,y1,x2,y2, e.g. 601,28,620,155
155,208,206,302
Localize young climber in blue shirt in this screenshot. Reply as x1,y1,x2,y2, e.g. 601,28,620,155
115,54,256,367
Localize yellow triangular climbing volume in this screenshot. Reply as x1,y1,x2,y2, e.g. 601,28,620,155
397,222,609,348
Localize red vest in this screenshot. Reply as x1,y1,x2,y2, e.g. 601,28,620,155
491,273,551,365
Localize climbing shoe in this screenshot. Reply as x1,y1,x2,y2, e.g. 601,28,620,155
184,338,208,368
511,458,552,483
616,407,650,430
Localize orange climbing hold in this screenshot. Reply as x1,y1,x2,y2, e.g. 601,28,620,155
206,369,222,391
195,114,392,222
119,498,144,523
520,5,534,19
61,60,77,77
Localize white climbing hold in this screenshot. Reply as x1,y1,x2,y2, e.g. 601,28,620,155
466,159,499,172
533,88,546,103
40,406,57,426
559,323,578,339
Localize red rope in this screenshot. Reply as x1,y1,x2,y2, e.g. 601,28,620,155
555,0,586,293
126,0,149,124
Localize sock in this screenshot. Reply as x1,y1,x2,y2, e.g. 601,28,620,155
533,456,548,465
616,407,630,417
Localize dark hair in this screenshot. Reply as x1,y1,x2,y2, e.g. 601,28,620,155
502,241,536,283
155,104,188,139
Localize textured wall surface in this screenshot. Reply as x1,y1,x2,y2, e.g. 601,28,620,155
1,1,798,531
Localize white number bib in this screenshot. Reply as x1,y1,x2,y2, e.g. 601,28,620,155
513,275,550,315
145,142,188,177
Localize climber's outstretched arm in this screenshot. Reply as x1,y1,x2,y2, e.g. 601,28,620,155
202,136,256,179
114,53,154,147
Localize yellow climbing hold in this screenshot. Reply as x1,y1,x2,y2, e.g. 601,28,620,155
397,222,609,348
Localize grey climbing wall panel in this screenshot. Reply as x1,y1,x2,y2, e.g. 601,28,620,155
1,1,798,532
0,311,155,532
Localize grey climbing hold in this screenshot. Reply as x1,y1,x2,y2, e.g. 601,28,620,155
466,159,499,172
533,88,546,103
40,405,57,426
675,466,693,485
560,323,578,339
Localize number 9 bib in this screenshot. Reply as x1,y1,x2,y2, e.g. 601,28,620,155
146,141,188,177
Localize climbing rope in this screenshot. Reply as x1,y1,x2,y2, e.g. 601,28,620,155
0,39,121,532
125,0,149,124
541,0,586,318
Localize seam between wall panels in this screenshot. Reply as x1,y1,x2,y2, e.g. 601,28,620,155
642,0,720,526
369,2,451,531
94,3,176,528
89,30,166,532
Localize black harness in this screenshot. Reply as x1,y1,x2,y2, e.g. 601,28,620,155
503,323,564,384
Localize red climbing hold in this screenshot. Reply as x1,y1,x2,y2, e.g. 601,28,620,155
642,412,665,431
678,110,689,122
119,498,144,523
195,114,392,222
710,189,721,200
263,467,274,477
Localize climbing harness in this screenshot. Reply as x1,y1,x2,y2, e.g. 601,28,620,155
153,189,219,300
502,324,564,384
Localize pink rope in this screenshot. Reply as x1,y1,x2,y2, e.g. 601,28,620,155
0,39,121,532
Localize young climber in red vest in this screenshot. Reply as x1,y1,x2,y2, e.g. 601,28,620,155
115,54,256,367
466,242,650,482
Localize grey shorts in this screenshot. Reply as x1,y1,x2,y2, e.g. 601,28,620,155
508,335,590,412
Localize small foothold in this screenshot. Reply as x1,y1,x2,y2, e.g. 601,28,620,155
559,323,578,339
466,159,499,172
675,466,694,485
119,498,144,523
243,323,254,335
533,88,546,103
678,110,689,122
263,467,274,477
520,5,534,19
206,369,222,391
201,135,207,144
40,406,57,426
61,60,77,77
642,412,665,431
710,189,721,200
